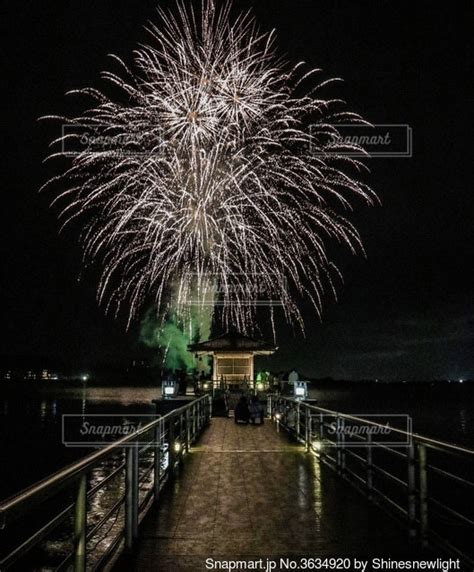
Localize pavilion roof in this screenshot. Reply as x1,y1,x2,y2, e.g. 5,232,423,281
188,331,277,355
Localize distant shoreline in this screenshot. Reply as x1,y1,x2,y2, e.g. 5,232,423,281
1,378,472,394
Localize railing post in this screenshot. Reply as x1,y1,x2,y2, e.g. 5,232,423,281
125,442,139,552
185,408,190,453
296,402,301,441
208,394,212,420
168,415,176,472
319,412,325,460
366,433,373,500
407,442,416,538
193,402,197,440
418,444,428,546
340,417,346,472
335,416,346,473
336,416,342,473
73,474,87,572
305,408,311,451
154,420,162,500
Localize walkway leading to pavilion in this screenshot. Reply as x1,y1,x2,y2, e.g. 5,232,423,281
118,418,428,571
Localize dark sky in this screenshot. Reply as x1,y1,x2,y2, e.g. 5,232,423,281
1,1,473,379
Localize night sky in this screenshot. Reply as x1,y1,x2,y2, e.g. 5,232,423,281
1,1,472,380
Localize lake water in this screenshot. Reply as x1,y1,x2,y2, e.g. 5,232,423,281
0,382,472,501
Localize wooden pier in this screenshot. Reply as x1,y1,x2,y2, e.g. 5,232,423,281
118,418,425,571
1,395,473,571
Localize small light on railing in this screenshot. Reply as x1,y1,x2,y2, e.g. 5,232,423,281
203,383,209,390
256,382,264,391
275,412,282,421
312,440,323,453
174,442,181,453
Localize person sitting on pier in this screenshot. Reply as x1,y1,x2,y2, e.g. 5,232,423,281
234,395,250,424
286,405,297,440
249,395,264,425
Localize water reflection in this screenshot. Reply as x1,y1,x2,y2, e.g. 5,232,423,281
459,407,467,431
0,386,158,500
39,399,59,424
40,400,47,423
67,386,161,407
309,385,474,447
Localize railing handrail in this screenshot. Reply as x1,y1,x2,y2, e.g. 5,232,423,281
270,394,474,567
273,396,474,456
0,395,209,527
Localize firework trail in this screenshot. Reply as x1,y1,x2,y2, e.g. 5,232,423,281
43,0,376,335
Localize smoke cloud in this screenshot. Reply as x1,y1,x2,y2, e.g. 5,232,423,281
140,298,213,373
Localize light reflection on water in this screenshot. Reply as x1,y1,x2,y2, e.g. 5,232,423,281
308,385,474,448
0,385,160,500
64,386,162,407
459,407,468,434
0,383,171,569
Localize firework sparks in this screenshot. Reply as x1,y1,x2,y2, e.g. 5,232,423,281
43,0,376,334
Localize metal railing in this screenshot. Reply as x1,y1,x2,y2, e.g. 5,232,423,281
268,395,474,567
0,395,212,571
195,378,273,396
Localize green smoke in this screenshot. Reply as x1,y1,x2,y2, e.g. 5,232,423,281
140,303,213,372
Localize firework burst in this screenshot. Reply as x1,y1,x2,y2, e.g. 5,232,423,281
43,0,376,334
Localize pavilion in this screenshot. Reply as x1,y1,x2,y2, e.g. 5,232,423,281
188,331,277,386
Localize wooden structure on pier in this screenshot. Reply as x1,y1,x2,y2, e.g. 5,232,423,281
188,331,277,385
